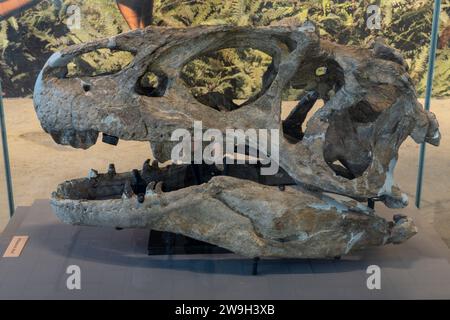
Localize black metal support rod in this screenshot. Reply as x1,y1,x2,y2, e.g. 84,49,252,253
252,257,260,276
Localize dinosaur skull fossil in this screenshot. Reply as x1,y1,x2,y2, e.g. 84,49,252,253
33,25,440,258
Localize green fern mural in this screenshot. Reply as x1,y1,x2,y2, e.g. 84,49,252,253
0,0,449,98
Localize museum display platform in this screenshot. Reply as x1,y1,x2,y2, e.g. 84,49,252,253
1,199,450,300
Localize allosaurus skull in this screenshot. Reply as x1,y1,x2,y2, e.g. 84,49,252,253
33,25,439,258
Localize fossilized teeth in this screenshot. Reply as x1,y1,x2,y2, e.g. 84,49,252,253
142,159,151,173
108,164,116,176
102,133,119,146
155,181,164,194
122,181,134,199
131,169,141,184
145,181,156,196
88,169,99,179
50,129,98,149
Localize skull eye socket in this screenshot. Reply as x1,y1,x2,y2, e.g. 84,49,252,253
135,70,168,97
62,49,134,78
180,48,274,111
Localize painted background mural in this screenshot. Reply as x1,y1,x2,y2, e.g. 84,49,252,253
0,0,449,98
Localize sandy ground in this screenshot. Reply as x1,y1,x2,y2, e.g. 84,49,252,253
0,98,449,246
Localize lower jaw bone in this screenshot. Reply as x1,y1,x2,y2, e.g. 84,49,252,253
51,175,417,259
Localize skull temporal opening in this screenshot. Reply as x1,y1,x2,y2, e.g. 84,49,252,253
33,25,440,259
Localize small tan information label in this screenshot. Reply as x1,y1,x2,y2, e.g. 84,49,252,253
2,236,29,258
